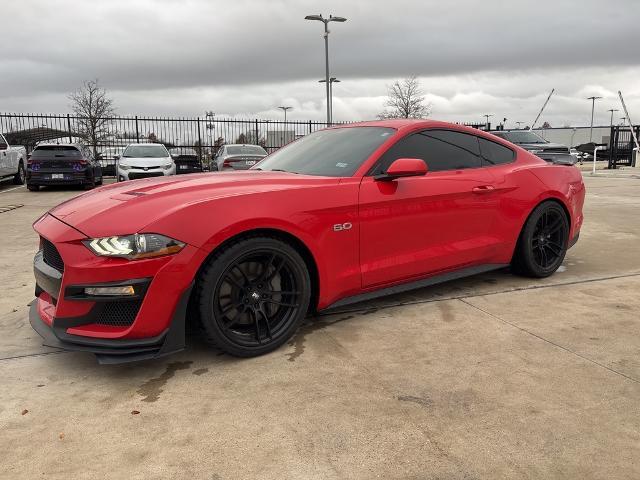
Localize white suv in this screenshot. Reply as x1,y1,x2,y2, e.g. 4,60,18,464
117,143,175,181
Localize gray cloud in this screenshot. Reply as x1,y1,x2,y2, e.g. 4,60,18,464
1,0,639,126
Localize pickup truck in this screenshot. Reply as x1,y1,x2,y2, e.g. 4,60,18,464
0,133,26,185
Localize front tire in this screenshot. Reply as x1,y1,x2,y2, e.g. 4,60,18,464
196,236,311,357
512,201,569,278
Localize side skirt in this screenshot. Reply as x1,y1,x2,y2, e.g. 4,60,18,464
321,264,509,311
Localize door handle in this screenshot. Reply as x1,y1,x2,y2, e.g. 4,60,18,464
472,185,495,194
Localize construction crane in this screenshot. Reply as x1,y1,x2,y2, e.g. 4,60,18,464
529,89,555,131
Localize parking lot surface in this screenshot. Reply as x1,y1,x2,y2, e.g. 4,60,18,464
1,176,639,479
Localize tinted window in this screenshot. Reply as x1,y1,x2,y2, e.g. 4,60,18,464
479,138,515,166
493,131,546,144
372,129,481,174
31,145,82,158
255,127,395,177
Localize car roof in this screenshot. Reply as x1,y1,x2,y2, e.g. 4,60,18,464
332,119,498,137
125,142,165,147
35,143,82,148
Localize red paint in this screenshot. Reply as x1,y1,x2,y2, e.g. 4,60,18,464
33,120,585,341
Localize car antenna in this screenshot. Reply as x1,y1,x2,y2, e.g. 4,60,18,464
529,88,555,131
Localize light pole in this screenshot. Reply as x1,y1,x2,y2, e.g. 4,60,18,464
305,13,347,125
205,111,215,159
587,96,602,142
277,106,292,123
319,77,341,122
483,114,493,130
607,108,619,129
277,106,292,147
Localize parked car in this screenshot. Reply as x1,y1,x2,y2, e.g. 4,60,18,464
97,146,125,175
117,143,175,181
0,133,26,185
490,130,576,165
213,144,267,171
169,147,203,174
29,119,585,364
26,144,102,191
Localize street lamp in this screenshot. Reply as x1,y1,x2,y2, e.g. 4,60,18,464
319,77,341,122
483,114,493,129
305,13,347,125
277,106,292,123
587,96,602,142
607,108,619,129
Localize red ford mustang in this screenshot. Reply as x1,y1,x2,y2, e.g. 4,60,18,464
30,120,585,363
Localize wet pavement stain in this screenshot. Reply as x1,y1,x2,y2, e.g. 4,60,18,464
137,361,193,403
438,302,455,323
397,395,432,407
286,319,331,362
193,368,209,376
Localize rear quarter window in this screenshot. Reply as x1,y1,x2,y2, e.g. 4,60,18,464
478,138,515,166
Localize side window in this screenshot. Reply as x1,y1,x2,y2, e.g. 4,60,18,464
478,138,515,166
372,129,481,174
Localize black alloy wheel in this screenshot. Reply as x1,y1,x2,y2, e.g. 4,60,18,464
197,237,311,357
512,201,569,278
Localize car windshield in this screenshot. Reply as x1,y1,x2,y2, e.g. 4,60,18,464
254,127,395,176
170,148,197,156
494,131,547,144
227,145,267,156
123,145,169,158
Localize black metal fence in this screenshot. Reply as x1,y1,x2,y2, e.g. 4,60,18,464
0,113,493,175
0,113,340,173
608,125,639,168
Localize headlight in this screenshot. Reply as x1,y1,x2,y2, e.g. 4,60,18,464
83,233,185,259
119,163,132,170
529,149,544,154
163,163,173,170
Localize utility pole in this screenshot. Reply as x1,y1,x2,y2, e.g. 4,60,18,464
587,96,602,142
607,108,619,129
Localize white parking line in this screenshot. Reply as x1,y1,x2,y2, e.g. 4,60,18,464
0,185,26,194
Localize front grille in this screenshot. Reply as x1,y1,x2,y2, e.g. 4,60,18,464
42,238,64,272
95,300,142,327
129,172,163,180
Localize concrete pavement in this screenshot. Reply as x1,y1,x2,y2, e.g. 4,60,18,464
1,175,639,479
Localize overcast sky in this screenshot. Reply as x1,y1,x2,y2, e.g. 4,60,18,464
2,0,639,127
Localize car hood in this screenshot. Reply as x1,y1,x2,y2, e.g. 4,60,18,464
517,142,568,151
48,171,338,238
118,156,172,166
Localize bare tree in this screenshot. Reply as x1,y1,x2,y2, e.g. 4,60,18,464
69,79,116,158
378,76,431,119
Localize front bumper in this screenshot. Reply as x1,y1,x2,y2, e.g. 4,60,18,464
534,152,577,165
30,213,207,363
30,283,191,364
118,165,175,182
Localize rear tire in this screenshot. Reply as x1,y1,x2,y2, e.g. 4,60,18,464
13,162,25,185
27,184,39,191
512,201,569,278
196,236,311,357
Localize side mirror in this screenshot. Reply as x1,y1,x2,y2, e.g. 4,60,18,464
114,154,120,160
0,143,7,151
375,158,427,181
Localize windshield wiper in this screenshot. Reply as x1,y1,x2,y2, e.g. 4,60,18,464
270,168,299,174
